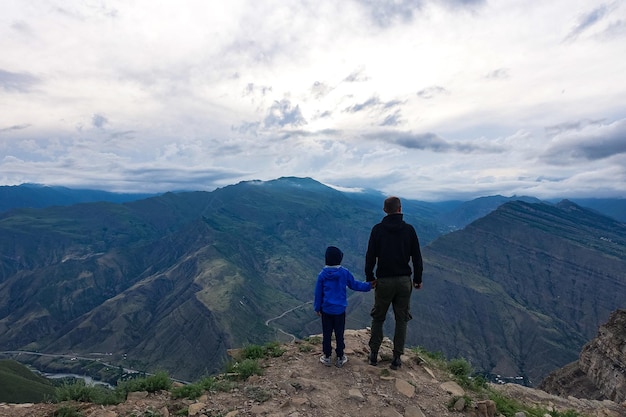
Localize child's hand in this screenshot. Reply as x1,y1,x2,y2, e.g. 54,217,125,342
316,311,321,317
370,280,377,289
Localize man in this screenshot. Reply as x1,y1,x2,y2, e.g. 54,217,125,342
365,196,423,370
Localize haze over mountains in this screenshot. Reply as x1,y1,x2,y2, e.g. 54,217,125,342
0,178,624,385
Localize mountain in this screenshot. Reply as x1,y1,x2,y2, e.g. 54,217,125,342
539,309,626,403
568,198,626,223
0,359,55,403
0,183,158,213
0,177,625,385
435,195,543,230
401,199,626,385
0,178,389,381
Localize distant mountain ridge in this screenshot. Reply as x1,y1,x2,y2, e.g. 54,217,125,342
0,177,625,384
406,199,626,384
0,183,158,213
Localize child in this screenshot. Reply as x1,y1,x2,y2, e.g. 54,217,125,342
314,246,372,368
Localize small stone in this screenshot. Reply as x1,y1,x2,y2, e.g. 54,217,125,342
348,388,365,402
453,397,465,411
395,379,415,398
379,407,402,417
404,405,426,417
440,381,465,397
291,397,308,406
127,391,149,400
188,402,206,416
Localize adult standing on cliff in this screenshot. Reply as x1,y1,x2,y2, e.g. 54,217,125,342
365,196,423,370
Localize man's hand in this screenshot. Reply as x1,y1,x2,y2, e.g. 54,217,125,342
413,282,422,289
370,280,377,289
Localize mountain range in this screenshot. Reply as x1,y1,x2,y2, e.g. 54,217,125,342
0,177,624,385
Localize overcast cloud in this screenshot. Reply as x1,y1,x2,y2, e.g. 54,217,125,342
1,0,625,201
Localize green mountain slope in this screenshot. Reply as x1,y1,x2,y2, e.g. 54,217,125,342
0,178,624,385
404,200,626,385
0,178,391,380
0,359,55,403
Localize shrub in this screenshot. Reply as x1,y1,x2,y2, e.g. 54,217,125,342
263,341,285,357
240,342,286,360
55,380,122,405
170,383,204,400
447,358,472,378
411,346,446,362
199,376,236,392
304,336,322,345
241,344,266,360
225,358,263,380
117,371,172,398
298,343,313,352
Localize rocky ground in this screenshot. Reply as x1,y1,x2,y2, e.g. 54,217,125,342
1,329,625,417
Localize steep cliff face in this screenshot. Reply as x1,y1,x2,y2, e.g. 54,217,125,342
540,309,626,403
579,309,626,403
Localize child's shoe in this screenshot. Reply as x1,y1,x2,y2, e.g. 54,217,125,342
336,355,348,368
319,354,332,366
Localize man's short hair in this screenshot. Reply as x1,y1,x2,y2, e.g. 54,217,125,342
384,196,401,214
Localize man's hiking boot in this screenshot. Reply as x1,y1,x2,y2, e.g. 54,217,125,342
319,354,332,367
336,355,348,368
368,351,378,366
390,355,402,370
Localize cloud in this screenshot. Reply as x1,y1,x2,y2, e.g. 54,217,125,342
0,1,625,200
311,81,333,99
356,0,425,27
485,68,510,80
366,131,504,153
243,83,272,98
542,118,626,162
564,4,610,41
356,0,484,27
92,114,109,128
344,96,382,113
0,69,39,92
380,111,403,127
0,124,31,134
417,86,449,99
344,69,369,83
263,99,306,128
344,96,403,113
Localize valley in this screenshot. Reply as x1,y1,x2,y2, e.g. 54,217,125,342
1,177,624,386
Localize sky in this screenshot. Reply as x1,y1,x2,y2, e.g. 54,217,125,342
1,0,626,201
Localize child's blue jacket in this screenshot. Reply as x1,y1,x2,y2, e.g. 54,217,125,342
314,266,371,315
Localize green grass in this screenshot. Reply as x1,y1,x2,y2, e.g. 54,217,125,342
411,347,586,417
55,371,172,405
0,360,56,403
55,380,122,405
171,375,237,399
117,371,172,397
225,359,263,380
240,341,286,360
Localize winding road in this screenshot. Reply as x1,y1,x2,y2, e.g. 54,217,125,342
264,301,312,343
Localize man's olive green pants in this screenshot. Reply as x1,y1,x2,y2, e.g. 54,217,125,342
368,275,413,357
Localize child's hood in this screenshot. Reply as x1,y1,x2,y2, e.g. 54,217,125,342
321,265,342,280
